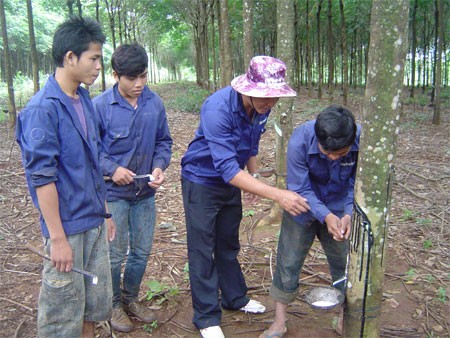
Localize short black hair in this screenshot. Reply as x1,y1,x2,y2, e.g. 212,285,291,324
111,44,148,78
52,16,105,67
315,105,357,151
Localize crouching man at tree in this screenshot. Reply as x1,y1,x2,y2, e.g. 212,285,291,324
260,105,360,338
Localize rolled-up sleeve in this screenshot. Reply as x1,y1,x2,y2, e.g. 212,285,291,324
287,126,331,224
17,107,60,188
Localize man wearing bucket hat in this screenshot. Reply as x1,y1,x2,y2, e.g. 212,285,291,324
181,56,310,338
260,105,360,338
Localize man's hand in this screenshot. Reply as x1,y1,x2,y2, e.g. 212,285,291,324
112,167,135,185
325,213,345,241
106,218,116,242
276,190,310,216
50,238,73,272
340,214,351,239
149,168,165,189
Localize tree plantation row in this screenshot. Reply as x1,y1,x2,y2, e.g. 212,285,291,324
0,0,448,128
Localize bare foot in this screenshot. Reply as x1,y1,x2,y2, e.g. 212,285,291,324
258,324,287,338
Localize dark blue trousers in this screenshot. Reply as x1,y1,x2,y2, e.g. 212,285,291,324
182,179,249,329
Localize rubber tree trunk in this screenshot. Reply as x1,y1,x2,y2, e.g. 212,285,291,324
257,0,295,227
343,1,410,337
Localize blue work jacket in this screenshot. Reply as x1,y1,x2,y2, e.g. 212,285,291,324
181,86,269,186
93,85,172,201
287,120,361,225
16,75,107,237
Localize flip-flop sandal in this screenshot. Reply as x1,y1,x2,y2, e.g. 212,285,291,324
259,329,287,338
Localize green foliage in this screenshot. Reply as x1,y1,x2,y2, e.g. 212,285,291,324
436,287,447,303
145,280,179,305
400,209,415,221
152,82,210,114
143,320,158,333
243,209,255,217
406,268,417,282
422,239,433,249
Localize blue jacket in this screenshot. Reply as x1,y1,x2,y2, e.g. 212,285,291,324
181,86,269,186
16,75,108,237
287,120,361,225
93,85,172,201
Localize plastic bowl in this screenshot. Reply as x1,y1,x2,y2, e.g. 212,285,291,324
305,286,345,310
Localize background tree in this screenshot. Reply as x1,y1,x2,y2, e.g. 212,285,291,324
344,0,410,337
219,0,232,87
339,0,348,105
257,0,296,226
432,0,443,125
26,0,39,93
0,0,16,127
242,0,254,67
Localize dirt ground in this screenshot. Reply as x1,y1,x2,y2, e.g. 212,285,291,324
0,86,448,338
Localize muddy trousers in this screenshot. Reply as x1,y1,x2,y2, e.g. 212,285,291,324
182,179,249,329
271,211,348,304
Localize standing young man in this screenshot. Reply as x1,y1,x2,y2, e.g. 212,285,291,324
181,56,310,338
93,43,173,332
16,16,115,338
260,105,360,338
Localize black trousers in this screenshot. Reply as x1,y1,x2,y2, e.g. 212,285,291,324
182,178,249,329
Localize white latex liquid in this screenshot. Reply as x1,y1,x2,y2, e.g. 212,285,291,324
312,300,336,307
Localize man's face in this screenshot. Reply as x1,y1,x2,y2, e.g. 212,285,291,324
114,70,148,101
251,97,280,114
71,42,103,86
318,143,351,161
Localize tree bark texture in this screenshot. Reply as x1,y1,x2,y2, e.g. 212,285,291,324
0,0,16,127
219,0,232,87
243,0,254,68
26,0,39,93
344,1,410,337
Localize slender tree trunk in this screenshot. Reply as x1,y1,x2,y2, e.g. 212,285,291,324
219,0,232,87
339,0,348,105
96,0,106,92
26,0,39,93
433,0,443,125
343,1,410,337
327,0,334,100
211,0,217,90
410,0,418,98
67,0,74,15
316,0,323,99
243,0,254,68
306,0,313,97
0,0,16,127
257,0,294,227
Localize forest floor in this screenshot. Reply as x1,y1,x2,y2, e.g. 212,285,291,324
0,84,448,338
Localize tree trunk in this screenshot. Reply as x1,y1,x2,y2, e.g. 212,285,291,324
306,0,313,97
0,0,16,127
219,0,232,87
343,1,410,337
257,0,294,227
26,0,39,93
316,0,323,99
96,0,106,92
67,0,74,15
327,0,334,100
432,0,443,125
410,0,418,98
243,0,254,68
339,0,348,105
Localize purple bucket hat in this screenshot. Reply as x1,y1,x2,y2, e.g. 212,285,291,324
231,56,297,98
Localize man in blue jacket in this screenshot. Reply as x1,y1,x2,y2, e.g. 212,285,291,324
93,43,173,332
16,16,115,338
260,105,360,338
181,56,310,338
